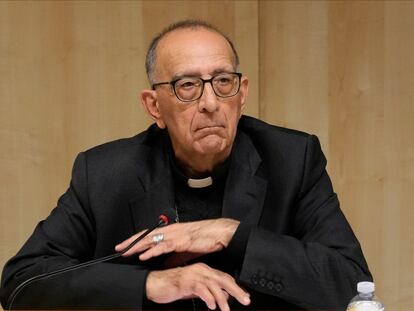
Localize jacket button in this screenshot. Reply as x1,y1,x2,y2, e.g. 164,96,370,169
259,278,266,287
267,280,274,290
251,274,258,285
275,282,284,292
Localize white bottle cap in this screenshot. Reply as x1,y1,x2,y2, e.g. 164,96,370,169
357,281,375,294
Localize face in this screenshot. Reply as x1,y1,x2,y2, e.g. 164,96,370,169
141,28,248,165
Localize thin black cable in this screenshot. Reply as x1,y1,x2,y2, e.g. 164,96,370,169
7,216,168,310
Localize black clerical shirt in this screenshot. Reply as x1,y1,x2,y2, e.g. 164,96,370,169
167,142,252,270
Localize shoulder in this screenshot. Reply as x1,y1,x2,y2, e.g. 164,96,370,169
85,123,163,153
238,116,326,176
78,124,166,170
238,115,317,155
237,116,328,197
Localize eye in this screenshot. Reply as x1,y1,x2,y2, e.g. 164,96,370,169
215,75,232,85
182,82,195,89
176,78,199,89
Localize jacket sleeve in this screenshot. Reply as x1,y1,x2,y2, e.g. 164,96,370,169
237,135,372,309
0,153,148,309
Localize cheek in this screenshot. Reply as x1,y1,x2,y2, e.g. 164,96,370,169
225,103,242,132
162,106,195,139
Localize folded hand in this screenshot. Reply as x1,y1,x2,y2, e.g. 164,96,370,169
115,218,239,261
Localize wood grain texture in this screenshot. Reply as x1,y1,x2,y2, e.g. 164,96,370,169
259,0,330,149
383,1,414,307
1,1,413,310
259,1,413,310
327,0,387,303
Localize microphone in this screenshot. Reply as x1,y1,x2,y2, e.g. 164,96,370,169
6,214,169,310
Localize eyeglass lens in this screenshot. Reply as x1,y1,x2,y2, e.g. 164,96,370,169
174,73,240,101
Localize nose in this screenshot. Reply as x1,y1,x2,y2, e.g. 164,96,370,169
198,82,219,113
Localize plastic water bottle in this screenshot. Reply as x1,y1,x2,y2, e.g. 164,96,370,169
346,282,385,311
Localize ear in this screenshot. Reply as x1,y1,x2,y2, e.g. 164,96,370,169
239,76,249,112
141,89,166,129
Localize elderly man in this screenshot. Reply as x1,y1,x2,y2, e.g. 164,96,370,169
1,20,371,310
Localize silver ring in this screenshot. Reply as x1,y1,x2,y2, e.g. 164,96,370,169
152,233,164,245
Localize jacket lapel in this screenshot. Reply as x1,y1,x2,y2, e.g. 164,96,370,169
128,132,175,232
222,132,267,225
128,176,175,232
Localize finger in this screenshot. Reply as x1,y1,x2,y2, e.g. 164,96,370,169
115,232,143,251
192,283,217,310
117,223,180,255
139,239,174,261
207,282,230,311
217,274,250,306
115,232,153,256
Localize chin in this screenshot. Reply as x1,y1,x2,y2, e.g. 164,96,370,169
194,136,228,155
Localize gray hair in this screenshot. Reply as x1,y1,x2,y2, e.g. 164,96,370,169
145,20,240,85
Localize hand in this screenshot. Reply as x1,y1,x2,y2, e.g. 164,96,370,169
146,262,250,311
115,218,239,261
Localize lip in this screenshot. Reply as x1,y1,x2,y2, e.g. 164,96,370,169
195,125,225,132
194,125,225,137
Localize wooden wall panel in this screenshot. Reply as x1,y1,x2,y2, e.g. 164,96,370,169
0,1,150,266
259,1,414,310
327,0,386,304
259,0,330,152
383,1,414,307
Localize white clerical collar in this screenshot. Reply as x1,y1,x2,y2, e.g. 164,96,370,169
187,176,213,188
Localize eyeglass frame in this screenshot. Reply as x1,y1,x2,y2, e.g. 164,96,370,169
151,72,243,103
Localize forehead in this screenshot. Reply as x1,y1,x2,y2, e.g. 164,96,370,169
155,28,236,78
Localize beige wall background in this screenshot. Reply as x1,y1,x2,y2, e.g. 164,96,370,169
1,1,413,310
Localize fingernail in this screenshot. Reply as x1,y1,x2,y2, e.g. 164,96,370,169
244,296,250,305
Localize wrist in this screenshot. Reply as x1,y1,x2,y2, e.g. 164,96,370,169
145,270,166,302
145,268,182,303
221,218,240,247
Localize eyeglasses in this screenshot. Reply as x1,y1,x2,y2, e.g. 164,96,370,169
152,72,242,103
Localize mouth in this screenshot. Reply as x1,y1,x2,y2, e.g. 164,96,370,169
194,125,225,137
195,125,225,132
196,125,224,130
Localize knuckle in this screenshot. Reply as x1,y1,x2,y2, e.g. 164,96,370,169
222,273,235,282
192,282,203,293
204,278,216,288
223,291,230,300
164,239,174,250
193,262,208,270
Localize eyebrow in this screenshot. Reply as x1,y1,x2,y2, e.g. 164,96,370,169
171,68,236,81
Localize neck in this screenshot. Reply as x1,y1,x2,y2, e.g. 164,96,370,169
174,151,230,178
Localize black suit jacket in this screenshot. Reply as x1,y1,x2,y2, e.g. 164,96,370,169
0,116,372,310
